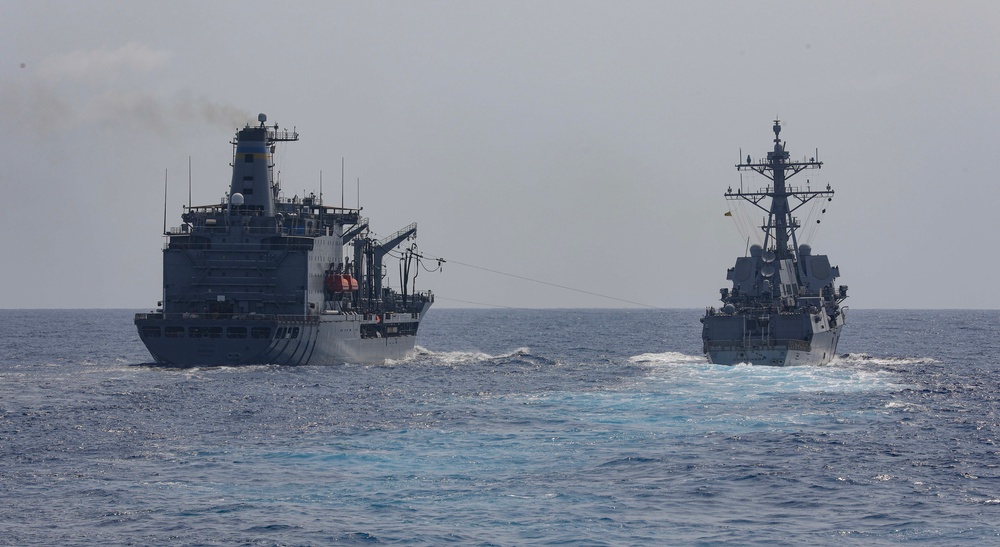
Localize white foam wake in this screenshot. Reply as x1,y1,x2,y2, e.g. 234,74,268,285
629,351,908,395
837,353,939,366
387,346,533,366
629,352,708,366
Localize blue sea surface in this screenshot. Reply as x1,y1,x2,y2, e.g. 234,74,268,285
1,309,998,545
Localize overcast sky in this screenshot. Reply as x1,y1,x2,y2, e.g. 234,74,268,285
2,1,999,309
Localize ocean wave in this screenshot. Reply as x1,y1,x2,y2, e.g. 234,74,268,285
884,400,924,412
628,352,708,366
390,346,534,366
628,351,907,395
837,353,940,366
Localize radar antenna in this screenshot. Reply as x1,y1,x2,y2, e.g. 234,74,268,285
728,120,832,262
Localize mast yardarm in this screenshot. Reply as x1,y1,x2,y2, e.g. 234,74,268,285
728,120,831,261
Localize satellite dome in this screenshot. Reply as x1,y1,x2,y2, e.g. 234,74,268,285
749,244,763,257
258,113,267,123
799,244,812,256
231,192,245,206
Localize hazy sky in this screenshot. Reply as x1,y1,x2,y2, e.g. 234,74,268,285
3,1,999,309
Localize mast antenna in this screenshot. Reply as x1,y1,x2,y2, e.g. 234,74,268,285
162,169,168,234
341,157,345,208
187,157,192,209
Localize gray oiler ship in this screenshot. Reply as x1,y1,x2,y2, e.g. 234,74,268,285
135,114,433,366
701,121,847,366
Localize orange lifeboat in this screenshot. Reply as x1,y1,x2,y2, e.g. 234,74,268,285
344,274,359,291
325,273,349,293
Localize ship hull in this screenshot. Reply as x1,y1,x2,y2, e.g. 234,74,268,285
705,326,841,366
702,309,844,366
135,303,430,366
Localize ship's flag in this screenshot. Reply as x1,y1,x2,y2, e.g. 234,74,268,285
724,211,733,217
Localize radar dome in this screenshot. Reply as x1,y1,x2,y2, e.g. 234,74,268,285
231,193,245,206
258,113,267,123
799,244,812,256
749,244,763,257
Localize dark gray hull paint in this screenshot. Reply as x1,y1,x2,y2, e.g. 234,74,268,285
136,304,431,366
705,324,842,366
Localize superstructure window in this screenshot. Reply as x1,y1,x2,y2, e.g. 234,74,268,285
189,326,223,339
165,326,184,338
141,326,162,338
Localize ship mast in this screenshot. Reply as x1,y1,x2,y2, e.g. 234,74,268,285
728,120,831,261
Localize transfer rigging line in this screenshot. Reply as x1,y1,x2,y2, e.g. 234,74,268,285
434,295,520,309
428,256,663,309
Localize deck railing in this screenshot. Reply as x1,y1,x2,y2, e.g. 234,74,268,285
135,313,320,324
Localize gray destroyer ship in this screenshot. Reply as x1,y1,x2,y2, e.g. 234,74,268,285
135,114,433,366
702,121,847,366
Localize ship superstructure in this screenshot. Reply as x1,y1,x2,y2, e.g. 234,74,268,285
135,114,433,365
701,121,847,366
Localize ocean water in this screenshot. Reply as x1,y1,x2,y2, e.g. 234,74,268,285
1,308,998,545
